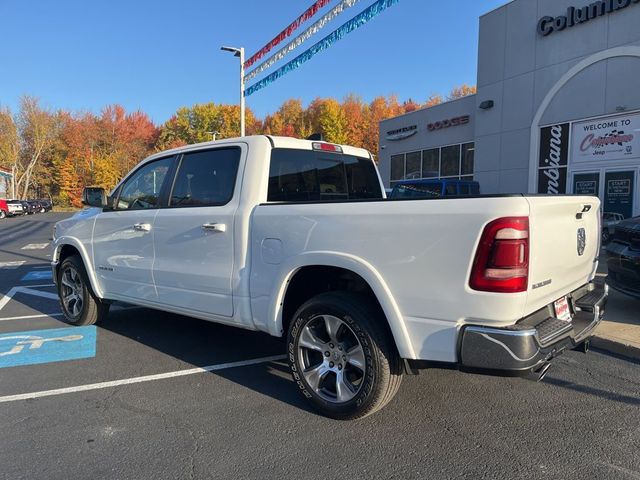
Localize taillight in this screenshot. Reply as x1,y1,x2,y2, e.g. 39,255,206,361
469,217,529,293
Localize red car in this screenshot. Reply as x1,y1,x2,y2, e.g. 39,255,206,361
0,199,8,219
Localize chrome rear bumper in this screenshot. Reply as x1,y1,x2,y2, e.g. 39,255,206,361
459,282,607,373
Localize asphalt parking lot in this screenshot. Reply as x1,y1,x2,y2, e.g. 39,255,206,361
1,212,639,479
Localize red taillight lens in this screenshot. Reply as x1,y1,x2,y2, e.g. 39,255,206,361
312,142,343,153
469,217,529,293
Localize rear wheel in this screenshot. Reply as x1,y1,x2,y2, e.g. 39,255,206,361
0,210,5,219
58,255,109,326
287,292,402,420
602,229,611,244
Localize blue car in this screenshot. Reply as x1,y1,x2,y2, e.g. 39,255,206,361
389,179,480,199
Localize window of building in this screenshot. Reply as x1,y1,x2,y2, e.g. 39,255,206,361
390,154,405,182
405,151,421,179
422,149,439,178
440,145,461,178
390,143,474,186
461,143,475,176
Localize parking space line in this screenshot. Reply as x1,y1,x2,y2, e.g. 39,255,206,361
0,355,287,404
0,261,26,269
0,287,59,313
21,243,50,250
0,313,63,322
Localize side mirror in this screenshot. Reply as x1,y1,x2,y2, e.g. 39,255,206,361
82,187,107,208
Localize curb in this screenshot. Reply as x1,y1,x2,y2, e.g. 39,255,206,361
591,335,640,362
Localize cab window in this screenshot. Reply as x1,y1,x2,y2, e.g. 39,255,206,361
268,148,382,202
116,157,173,210
170,148,241,207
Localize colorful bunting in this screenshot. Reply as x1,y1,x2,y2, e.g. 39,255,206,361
244,0,362,83
245,0,400,97
244,0,333,69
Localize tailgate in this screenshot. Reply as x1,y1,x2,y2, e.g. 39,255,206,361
525,196,600,314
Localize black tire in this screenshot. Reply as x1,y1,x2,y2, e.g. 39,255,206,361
57,255,109,326
287,291,403,420
0,210,5,219
602,229,611,244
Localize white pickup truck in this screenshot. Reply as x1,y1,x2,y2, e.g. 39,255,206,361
52,136,607,419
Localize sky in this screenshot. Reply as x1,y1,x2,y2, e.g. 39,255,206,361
0,0,507,124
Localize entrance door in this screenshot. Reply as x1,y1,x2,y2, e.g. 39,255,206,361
572,172,600,197
604,171,635,219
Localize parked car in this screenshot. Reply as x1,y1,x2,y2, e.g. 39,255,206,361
37,199,53,212
6,199,26,216
0,199,8,219
52,136,606,419
606,216,640,299
21,200,39,215
389,178,480,199
602,212,624,244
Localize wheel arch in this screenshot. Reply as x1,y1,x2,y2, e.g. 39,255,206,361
52,238,104,298
269,252,415,359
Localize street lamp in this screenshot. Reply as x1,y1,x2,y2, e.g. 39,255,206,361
221,45,245,137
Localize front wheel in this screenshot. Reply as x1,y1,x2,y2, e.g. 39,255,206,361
58,255,109,326
602,229,611,244
287,292,402,420
0,210,5,219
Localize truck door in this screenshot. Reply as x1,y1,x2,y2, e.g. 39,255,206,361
92,156,174,302
152,146,243,318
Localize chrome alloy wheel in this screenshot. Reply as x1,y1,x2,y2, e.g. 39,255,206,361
60,266,84,318
297,315,366,403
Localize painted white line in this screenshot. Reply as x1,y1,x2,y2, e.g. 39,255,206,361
0,287,59,313
21,243,50,250
18,284,55,288
0,313,63,322
33,266,51,270
0,355,287,404
0,261,26,269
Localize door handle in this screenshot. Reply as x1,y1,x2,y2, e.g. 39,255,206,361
202,223,227,233
133,223,152,232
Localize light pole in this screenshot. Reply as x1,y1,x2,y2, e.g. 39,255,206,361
221,45,245,137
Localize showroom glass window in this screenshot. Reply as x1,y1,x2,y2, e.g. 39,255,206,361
390,154,405,182
405,151,421,179
170,148,241,207
389,142,474,186
116,157,173,210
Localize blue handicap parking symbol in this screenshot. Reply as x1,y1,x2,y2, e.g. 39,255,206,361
21,270,53,282
0,326,96,368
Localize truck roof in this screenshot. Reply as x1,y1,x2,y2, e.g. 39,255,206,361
144,135,372,163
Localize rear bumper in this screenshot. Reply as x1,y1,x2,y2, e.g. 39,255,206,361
459,281,607,373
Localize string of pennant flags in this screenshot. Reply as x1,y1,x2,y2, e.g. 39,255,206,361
243,0,400,97
244,0,362,83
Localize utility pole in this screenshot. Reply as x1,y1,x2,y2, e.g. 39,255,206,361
221,46,246,137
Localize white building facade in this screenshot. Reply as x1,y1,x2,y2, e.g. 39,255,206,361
379,0,640,218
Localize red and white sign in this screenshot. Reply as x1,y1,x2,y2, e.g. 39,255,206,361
571,111,640,163
554,296,571,322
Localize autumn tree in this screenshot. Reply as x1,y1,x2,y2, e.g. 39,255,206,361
0,107,19,197
448,84,477,100
15,97,59,199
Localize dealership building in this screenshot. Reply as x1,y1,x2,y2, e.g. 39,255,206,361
379,0,640,218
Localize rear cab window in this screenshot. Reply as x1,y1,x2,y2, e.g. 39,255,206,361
268,148,382,202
